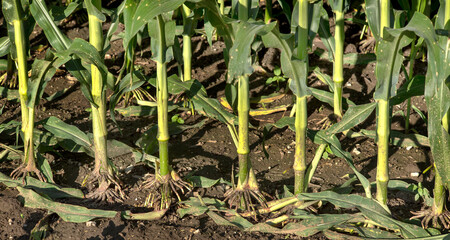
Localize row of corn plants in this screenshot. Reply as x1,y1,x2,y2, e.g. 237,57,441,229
0,0,449,238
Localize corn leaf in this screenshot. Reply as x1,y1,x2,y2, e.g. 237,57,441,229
417,5,450,187
309,130,372,198
30,0,95,105
42,116,92,151
18,187,116,222
326,102,376,135
126,0,186,50
122,209,167,220
297,191,431,238
390,75,425,106
0,37,10,57
309,87,355,109
227,21,276,82
373,28,414,101
0,172,83,199
262,29,310,97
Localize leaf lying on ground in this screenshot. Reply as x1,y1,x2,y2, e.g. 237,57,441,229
0,172,83,199
297,191,431,238
17,187,116,222
121,209,167,220
186,175,231,188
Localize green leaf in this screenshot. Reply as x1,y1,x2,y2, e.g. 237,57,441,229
418,5,450,187
313,67,334,92
27,59,56,108
349,129,430,148
0,172,83,199
198,0,235,48
227,20,276,82
0,37,11,57
2,0,27,22
390,75,425,106
309,87,355,109
262,29,310,97
326,102,376,135
0,86,19,100
42,116,92,150
126,0,186,50
84,0,105,22
30,0,95,104
309,131,372,198
374,18,420,101
297,191,431,238
317,8,334,61
18,187,116,222
365,0,381,40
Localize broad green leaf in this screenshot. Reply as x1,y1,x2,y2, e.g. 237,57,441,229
84,0,105,22
227,21,276,82
313,68,334,92
42,116,91,150
26,59,55,108
373,29,414,101
2,0,27,22
186,176,230,188
309,87,355,109
0,86,19,100
298,191,430,238
30,0,95,104
55,38,109,86
326,102,376,135
282,214,355,237
365,0,381,40
0,59,7,71
36,153,54,183
0,37,11,57
390,75,425,106
417,4,450,187
0,172,84,199
308,131,372,198
18,187,116,222
262,29,310,97
348,129,430,148
197,0,235,48
343,53,377,65
127,0,186,50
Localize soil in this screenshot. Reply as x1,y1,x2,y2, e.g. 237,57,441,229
0,3,443,240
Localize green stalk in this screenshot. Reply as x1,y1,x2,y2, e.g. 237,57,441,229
13,14,36,170
375,0,390,207
156,15,170,177
432,168,446,216
264,0,273,24
237,75,250,188
219,0,225,15
88,0,109,176
293,0,308,195
333,7,344,118
181,4,192,81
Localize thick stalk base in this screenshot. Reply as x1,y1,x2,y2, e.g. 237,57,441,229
141,169,191,210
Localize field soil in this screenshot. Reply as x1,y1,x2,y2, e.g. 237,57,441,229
0,7,438,240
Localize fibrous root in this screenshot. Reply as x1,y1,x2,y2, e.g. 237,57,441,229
141,170,191,210
410,208,450,229
11,164,46,182
86,172,124,203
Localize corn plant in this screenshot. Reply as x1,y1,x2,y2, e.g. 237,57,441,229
2,0,45,181
410,0,450,229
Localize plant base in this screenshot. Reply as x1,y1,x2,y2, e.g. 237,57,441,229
224,185,268,213
141,170,191,210
11,163,46,182
410,208,450,229
86,172,124,203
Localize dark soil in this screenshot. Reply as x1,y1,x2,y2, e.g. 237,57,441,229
0,5,440,240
